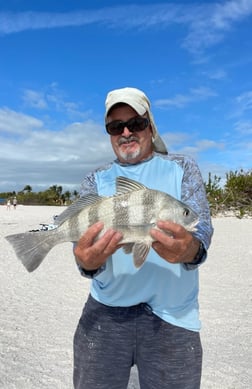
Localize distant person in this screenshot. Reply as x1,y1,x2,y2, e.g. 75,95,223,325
13,197,17,209
73,87,213,388
6,199,11,210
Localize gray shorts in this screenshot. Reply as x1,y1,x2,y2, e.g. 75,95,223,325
73,295,202,389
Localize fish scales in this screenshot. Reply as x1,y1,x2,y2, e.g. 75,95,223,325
129,191,145,225
94,197,118,228
67,214,83,240
113,192,131,227
142,189,157,224
111,190,159,241
113,190,147,231
88,202,101,227
126,190,156,226
5,176,199,272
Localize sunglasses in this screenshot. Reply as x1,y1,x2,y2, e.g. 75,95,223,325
106,116,150,136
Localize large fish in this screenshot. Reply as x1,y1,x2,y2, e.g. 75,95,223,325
5,176,199,272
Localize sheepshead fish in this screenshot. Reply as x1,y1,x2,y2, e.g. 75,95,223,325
5,176,199,272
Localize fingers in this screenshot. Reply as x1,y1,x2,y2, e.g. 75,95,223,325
150,220,196,264
78,221,104,247
74,222,123,271
91,228,123,256
156,220,186,237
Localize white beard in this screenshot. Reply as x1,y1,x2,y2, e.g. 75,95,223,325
118,146,141,162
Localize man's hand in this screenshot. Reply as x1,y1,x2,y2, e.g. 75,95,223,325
150,220,200,264
74,221,123,271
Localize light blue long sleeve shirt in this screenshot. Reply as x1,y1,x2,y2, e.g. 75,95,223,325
78,153,213,331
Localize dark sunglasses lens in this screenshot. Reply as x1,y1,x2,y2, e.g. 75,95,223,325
106,121,124,135
127,117,149,132
106,117,149,135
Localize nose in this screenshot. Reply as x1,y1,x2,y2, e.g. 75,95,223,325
122,126,132,136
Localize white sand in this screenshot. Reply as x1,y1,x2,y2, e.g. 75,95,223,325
0,205,251,389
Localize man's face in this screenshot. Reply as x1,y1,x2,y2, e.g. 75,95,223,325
106,104,153,164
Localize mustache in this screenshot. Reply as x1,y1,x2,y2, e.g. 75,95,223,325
118,136,139,146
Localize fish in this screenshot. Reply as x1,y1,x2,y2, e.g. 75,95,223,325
5,176,199,272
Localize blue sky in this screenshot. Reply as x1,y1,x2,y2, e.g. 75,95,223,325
0,0,252,193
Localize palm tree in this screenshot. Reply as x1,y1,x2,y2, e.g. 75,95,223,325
23,185,32,193
49,185,63,204
73,190,79,200
64,190,71,204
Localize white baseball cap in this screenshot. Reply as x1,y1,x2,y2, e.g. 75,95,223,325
105,87,168,154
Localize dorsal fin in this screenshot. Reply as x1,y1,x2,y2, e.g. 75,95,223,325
55,193,104,226
116,176,147,195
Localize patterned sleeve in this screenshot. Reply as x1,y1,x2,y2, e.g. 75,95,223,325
76,163,113,278
180,155,214,268
79,161,113,197
79,171,98,197
75,171,100,278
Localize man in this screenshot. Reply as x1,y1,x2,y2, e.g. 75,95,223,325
73,87,213,388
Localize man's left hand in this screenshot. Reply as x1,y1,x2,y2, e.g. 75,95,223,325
150,220,200,264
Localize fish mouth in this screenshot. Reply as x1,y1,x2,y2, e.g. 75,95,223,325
187,219,199,232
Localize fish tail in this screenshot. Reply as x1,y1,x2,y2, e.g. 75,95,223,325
5,231,57,272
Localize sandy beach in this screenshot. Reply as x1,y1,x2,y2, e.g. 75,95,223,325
0,205,251,389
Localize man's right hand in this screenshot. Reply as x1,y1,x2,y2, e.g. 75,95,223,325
74,221,123,271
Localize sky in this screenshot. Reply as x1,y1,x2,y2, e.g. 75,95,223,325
0,0,252,194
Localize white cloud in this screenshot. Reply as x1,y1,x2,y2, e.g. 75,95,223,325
1,1,252,56
182,0,252,53
205,69,228,80
212,0,252,28
196,139,225,151
0,107,43,135
0,105,250,192
228,90,252,118
21,84,89,119
234,120,252,134
236,91,252,114
162,131,225,157
0,109,114,192
22,89,48,109
154,87,217,109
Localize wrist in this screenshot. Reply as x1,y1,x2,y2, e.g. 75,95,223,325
80,267,100,276
189,241,206,265
77,263,105,278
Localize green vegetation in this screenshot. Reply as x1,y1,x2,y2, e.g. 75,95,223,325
205,169,252,218
0,185,79,206
1,169,251,218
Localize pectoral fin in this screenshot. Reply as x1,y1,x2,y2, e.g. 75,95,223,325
132,242,151,268
122,243,134,254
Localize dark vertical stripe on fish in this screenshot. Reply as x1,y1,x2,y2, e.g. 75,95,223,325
88,204,99,226
143,190,155,223
68,214,81,237
113,194,130,227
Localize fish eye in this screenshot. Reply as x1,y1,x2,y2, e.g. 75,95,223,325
183,208,190,217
